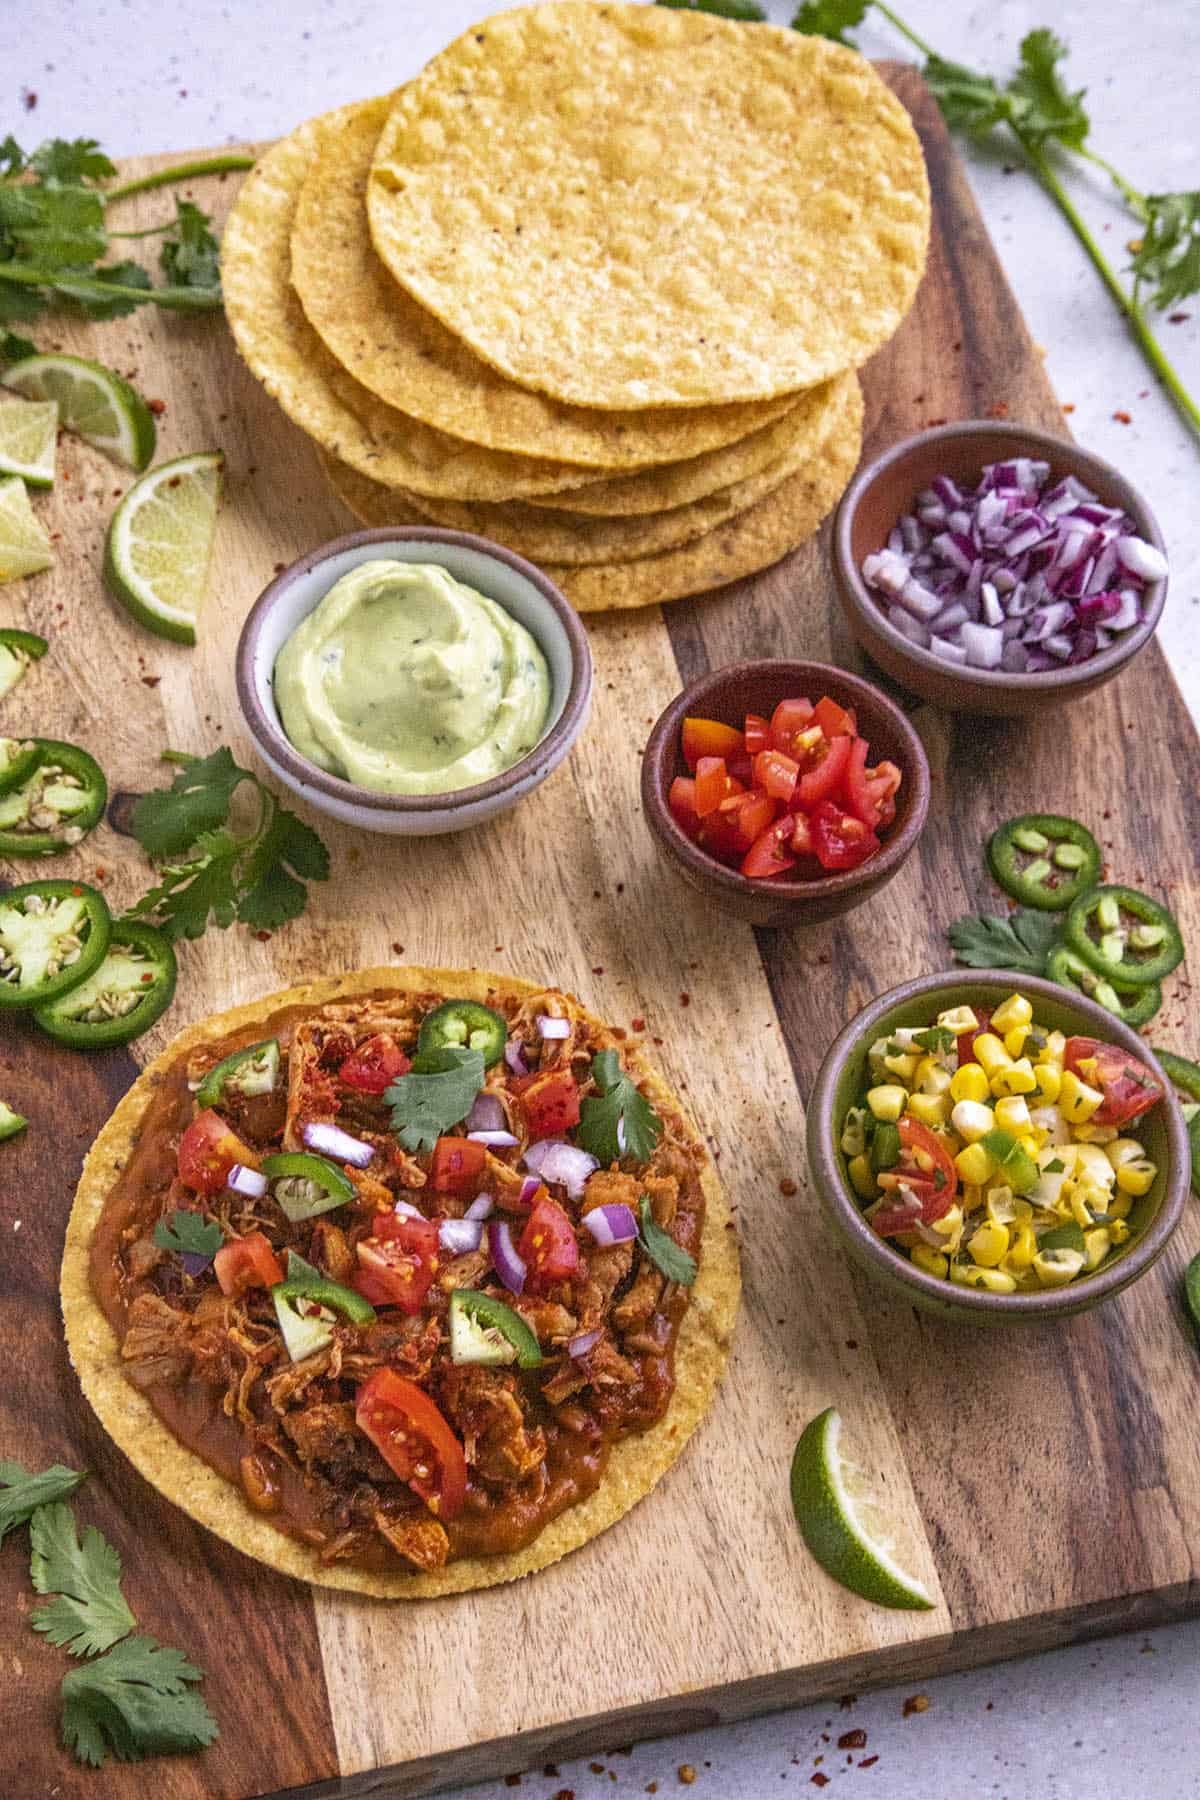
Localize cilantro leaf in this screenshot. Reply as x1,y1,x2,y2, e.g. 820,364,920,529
60,1633,218,1767
790,0,868,45
159,200,221,295
657,0,766,15
29,138,117,186
1007,29,1089,150
66,259,153,321
153,1210,222,1263
386,1047,485,1153
1132,191,1200,311
923,53,1011,137
235,803,330,931
0,329,36,364
130,748,246,858
638,1196,697,1286
947,909,1061,975
1040,1221,1086,1256
576,1050,663,1166
30,1502,135,1658
0,1461,86,1545
0,182,107,269
912,1026,955,1054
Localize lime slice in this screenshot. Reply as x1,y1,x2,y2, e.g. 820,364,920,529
790,1406,935,1611
1,353,156,472
0,399,57,488
0,477,54,582
103,451,223,644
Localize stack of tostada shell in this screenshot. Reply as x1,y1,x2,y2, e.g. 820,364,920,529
222,1,930,613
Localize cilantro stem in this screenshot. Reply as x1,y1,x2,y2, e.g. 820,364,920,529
1074,145,1148,220
871,2,935,60
104,154,254,203
0,264,222,312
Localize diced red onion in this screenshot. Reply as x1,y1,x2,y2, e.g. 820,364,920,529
960,622,1003,669
468,1129,521,1148
302,1120,374,1168
568,1327,602,1359
518,1175,541,1206
582,1203,639,1247
439,1217,483,1256
504,1039,529,1077
227,1163,268,1200
393,1198,425,1220
536,1015,571,1040
466,1091,506,1133
488,1220,526,1294
522,1138,598,1200
1116,535,1168,581
465,1192,494,1222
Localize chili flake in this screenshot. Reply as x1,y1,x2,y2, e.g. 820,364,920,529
678,1769,697,1787
902,1693,930,1717
838,1729,867,1750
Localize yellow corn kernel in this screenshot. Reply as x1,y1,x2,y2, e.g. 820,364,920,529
1084,1227,1112,1270
916,1059,953,1097
883,1050,920,1082
1107,1190,1132,1220
1018,1132,1045,1158
1033,1247,1086,1286
951,1263,1017,1293
907,1091,951,1128
911,1244,948,1279
1074,1144,1116,1189
951,1098,994,1142
1034,1063,1062,1103
1005,1221,1037,1269
968,1220,1009,1267
929,1203,963,1241
1040,1029,1067,1064
1116,1159,1156,1197
1003,1024,1030,1059
839,1107,868,1157
991,1057,1038,1098
1105,1138,1145,1172
955,1141,997,1186
866,1084,906,1122
937,1005,978,1035
950,1063,990,1105
990,992,1034,1033
961,1183,985,1216
848,1153,877,1199
986,1187,1032,1226
1073,1122,1118,1143
973,1032,1012,1077
993,1095,1032,1134
1059,1069,1104,1123
1069,1188,1097,1229
1109,1217,1131,1244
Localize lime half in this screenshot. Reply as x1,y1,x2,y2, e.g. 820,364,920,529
103,451,223,644
2,353,156,471
790,1406,935,1611
0,398,57,488
0,477,54,582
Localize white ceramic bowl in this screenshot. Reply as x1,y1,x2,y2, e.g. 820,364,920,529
236,528,593,836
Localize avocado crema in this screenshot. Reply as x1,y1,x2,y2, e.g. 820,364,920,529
274,560,551,795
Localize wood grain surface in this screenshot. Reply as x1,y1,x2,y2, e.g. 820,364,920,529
1,67,1198,1800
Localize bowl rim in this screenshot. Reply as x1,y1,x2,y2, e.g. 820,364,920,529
641,658,931,904
807,967,1190,1317
833,419,1168,693
235,526,593,815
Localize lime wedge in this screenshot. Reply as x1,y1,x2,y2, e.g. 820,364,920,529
0,398,57,488
1,353,156,471
0,477,54,582
790,1406,935,1611
103,451,223,644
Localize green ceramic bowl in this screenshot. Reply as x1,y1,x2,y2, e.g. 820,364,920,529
807,970,1189,1325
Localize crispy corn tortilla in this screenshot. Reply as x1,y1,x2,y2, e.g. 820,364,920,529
222,110,610,502
324,376,863,612
291,97,798,471
368,4,929,408
356,372,857,566
61,967,740,1598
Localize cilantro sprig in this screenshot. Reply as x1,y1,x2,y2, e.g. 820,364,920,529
0,1459,85,1545
0,135,252,327
153,1208,223,1270
31,1501,136,1658
61,1635,218,1767
576,1050,663,1166
947,908,1061,976
386,1046,485,1153
638,1196,697,1286
127,747,329,941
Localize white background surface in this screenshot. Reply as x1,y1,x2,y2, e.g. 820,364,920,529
9,4,1200,1797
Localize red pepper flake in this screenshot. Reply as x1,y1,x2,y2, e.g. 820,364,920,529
902,1693,930,1717
678,1770,697,1787
631,1015,645,1032
1113,410,1132,424
543,1767,560,1779
140,971,155,984
502,1778,521,1789
391,943,404,955
590,1764,605,1775
21,89,37,110
551,1791,575,1800
779,1177,798,1197
925,416,947,428
845,1339,858,1350
147,398,167,416
810,1778,830,1790
1062,402,1076,414
141,675,162,687
987,401,1009,418
838,1729,867,1750
616,882,625,894
93,867,107,879
167,474,182,487
647,1786,659,1795
254,930,272,943
1168,311,1191,323
859,1755,879,1768
592,966,604,975
679,992,690,1007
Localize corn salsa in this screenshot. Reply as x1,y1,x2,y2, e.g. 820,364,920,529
839,992,1166,1293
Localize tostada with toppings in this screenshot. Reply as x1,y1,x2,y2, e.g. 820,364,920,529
61,967,738,1596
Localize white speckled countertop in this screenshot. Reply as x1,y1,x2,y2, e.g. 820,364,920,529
10,5,1199,1796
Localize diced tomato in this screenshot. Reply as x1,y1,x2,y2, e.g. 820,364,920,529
769,696,815,755
338,1032,411,1095
956,1009,992,1067
754,748,799,803
719,789,777,852
744,712,771,755
694,756,741,818
668,775,702,840
517,1069,581,1139
795,731,852,810
872,1118,957,1235
428,1136,487,1195
813,695,857,738
355,1368,467,1520
864,760,902,829
1064,1037,1165,1126
790,812,815,857
518,1195,580,1292
177,1108,259,1196
213,1230,283,1298
810,800,880,871
355,1212,440,1313
740,814,799,880
839,736,875,827
727,753,754,786
681,716,743,771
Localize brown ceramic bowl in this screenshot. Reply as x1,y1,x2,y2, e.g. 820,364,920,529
640,660,930,929
833,421,1168,716
808,970,1189,1325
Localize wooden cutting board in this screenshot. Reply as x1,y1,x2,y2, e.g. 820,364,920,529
3,67,1199,1800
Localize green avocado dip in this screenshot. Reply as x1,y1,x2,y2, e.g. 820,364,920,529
273,560,551,795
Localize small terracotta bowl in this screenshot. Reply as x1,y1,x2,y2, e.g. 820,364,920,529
236,527,592,837
808,970,1189,1326
640,659,930,929
833,421,1168,717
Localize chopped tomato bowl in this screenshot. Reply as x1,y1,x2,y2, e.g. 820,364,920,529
672,696,903,881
